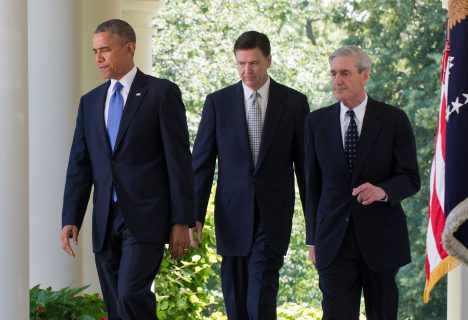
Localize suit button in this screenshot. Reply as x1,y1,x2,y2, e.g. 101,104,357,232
345,217,350,222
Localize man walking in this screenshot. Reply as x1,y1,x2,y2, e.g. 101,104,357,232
59,19,194,320
191,31,309,319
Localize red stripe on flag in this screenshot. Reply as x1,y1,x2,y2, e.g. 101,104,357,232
429,183,447,259
424,40,453,303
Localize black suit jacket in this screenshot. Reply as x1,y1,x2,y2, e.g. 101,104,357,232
193,79,309,256
304,97,420,271
62,69,195,252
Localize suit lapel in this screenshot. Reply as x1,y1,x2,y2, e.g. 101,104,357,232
233,82,252,162
113,69,148,154
351,97,382,183
255,79,286,173
94,81,112,157
324,103,350,180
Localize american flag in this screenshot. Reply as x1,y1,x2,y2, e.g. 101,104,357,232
424,1,468,303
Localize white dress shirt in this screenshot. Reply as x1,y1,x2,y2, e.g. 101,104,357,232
339,94,388,201
340,94,368,148
242,77,270,124
104,65,138,126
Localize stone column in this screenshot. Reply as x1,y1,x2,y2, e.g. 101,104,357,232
28,0,82,289
448,264,468,319
80,0,122,294
0,1,29,318
122,0,165,75
81,0,122,91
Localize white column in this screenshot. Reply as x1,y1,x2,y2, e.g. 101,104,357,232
448,264,468,319
122,0,165,75
0,1,29,318
81,0,122,91
80,0,122,294
29,0,82,289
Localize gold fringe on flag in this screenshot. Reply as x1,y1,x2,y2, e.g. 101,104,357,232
423,255,459,303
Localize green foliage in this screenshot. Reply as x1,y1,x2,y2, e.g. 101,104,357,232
29,285,106,320
279,200,320,307
277,303,323,319
152,0,448,318
152,0,337,117
154,201,224,319
278,303,367,320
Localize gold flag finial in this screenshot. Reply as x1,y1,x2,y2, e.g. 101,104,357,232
448,0,468,29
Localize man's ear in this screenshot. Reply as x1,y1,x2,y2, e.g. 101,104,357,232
127,42,136,57
362,68,370,83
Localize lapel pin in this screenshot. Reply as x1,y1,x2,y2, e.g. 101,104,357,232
136,92,141,96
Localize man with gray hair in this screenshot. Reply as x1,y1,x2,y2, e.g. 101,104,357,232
304,45,420,319
59,19,194,319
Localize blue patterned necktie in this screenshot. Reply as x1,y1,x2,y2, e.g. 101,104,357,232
108,81,124,151
107,81,123,201
344,109,359,173
247,91,262,166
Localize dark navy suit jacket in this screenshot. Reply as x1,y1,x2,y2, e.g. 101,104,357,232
62,69,195,253
304,97,420,271
192,79,309,256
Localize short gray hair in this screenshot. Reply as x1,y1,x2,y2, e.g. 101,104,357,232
94,19,136,44
329,45,371,73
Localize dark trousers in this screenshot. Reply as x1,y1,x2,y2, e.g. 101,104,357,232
221,204,284,320
317,220,399,320
95,201,164,320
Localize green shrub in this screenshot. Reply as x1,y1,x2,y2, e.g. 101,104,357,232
277,303,323,319
30,284,107,320
154,200,224,319
279,199,321,307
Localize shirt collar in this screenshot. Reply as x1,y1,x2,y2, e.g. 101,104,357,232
110,65,137,93
242,76,270,100
340,94,368,123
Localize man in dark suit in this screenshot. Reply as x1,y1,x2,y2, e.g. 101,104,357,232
304,45,420,319
59,19,194,320
191,31,308,319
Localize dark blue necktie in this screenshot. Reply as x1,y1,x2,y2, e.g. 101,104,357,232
345,109,359,173
107,81,123,201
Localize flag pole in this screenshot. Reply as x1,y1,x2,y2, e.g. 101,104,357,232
447,264,468,319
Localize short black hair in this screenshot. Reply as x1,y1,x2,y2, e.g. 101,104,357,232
234,31,271,57
94,19,136,44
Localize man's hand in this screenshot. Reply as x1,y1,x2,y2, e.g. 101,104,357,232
309,246,316,266
60,225,79,258
169,224,190,260
352,182,387,205
189,221,204,249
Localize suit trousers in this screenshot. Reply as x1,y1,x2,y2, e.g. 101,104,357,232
317,219,399,320
95,201,164,320
221,203,284,320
